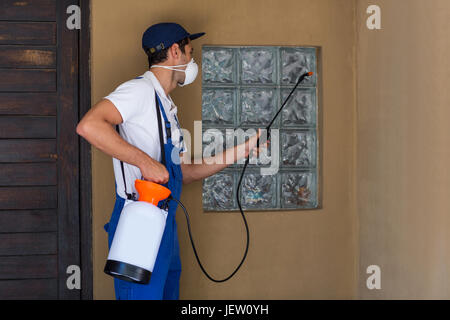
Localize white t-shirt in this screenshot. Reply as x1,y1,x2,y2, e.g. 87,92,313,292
104,71,186,200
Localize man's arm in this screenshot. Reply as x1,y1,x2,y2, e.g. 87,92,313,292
180,130,265,185
76,99,169,184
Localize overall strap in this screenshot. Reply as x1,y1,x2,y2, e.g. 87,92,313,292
155,92,167,167
155,92,172,142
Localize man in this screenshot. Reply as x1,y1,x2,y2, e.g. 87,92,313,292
76,22,263,300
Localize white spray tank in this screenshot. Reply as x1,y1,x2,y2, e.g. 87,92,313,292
104,179,171,284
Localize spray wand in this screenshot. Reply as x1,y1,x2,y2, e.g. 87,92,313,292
171,71,314,283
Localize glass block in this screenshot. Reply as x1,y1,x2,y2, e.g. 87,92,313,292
281,88,316,127
240,88,277,126
281,48,316,86
202,128,235,158
281,131,316,167
281,171,317,208
202,48,235,84
240,48,276,84
201,45,320,211
203,172,236,211
202,89,235,126
238,171,277,209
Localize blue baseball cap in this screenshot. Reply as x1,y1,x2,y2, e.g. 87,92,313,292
142,22,205,54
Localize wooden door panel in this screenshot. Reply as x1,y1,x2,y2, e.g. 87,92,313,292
0,163,57,186
0,255,57,280
0,69,56,92
0,210,57,233
0,46,56,68
0,22,56,45
0,140,56,163
0,279,57,300
0,93,57,115
0,233,57,256
0,186,57,210
0,116,56,138
0,0,56,21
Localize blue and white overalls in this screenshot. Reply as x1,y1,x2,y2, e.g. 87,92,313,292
104,93,183,300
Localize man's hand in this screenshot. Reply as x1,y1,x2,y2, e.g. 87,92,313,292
139,156,169,184
180,128,270,185
244,129,269,158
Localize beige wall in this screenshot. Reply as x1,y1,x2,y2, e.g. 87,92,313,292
91,0,357,299
356,0,450,299
91,0,450,300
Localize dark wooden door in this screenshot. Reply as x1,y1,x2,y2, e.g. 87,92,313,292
0,0,91,299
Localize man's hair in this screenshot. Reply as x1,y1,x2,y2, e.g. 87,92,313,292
145,37,189,68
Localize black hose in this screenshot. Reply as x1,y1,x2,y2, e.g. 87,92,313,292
169,71,313,283
168,195,249,282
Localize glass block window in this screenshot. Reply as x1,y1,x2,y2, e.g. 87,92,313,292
202,46,319,211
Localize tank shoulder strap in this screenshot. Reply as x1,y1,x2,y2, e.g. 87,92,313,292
115,125,137,201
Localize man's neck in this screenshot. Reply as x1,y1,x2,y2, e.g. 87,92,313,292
150,68,177,96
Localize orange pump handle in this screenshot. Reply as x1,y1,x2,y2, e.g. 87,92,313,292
135,180,171,206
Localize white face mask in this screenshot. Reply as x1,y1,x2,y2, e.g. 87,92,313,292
151,58,199,87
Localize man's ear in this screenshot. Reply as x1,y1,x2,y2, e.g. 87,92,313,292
168,43,180,60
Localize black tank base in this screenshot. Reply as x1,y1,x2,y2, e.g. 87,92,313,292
104,260,151,284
